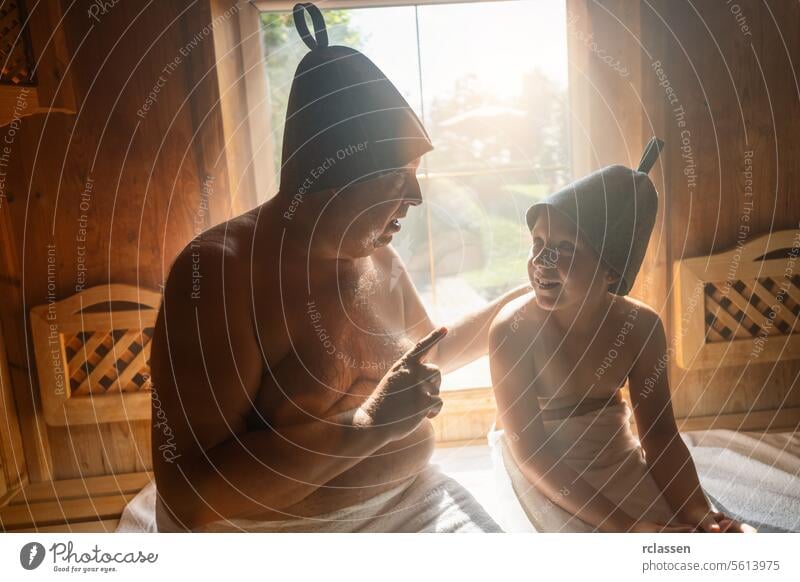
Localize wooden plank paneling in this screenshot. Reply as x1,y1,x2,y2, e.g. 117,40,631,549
0,325,26,493
8,471,151,505
648,0,800,419
0,492,134,530
1,471,151,532
0,0,234,481
15,518,120,533
46,421,152,481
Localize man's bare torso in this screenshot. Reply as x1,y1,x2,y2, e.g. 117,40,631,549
193,201,434,520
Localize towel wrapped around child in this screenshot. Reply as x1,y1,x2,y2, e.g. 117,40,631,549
117,465,501,533
489,399,677,532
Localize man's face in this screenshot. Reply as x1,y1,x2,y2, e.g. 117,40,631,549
327,157,423,257
527,208,616,311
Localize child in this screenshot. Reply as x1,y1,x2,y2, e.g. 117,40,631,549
488,138,754,533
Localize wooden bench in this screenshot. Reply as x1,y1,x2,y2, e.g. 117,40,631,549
0,471,151,532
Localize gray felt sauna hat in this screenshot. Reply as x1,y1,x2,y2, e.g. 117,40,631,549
525,137,664,296
280,3,433,197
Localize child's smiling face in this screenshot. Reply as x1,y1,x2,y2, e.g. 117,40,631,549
527,207,619,311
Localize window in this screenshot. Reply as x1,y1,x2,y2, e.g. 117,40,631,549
258,1,571,389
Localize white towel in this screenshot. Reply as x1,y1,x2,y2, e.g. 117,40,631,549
116,465,501,533
488,401,675,532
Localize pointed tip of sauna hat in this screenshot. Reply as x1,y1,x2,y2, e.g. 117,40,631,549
525,137,664,296
279,3,433,198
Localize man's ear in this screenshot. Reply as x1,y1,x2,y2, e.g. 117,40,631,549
605,267,622,290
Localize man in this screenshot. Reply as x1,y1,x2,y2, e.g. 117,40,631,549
145,3,529,532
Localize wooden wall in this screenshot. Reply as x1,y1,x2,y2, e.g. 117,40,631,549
569,0,800,424
0,0,239,483
655,0,800,420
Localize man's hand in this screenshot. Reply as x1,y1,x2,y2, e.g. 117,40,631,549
359,327,448,442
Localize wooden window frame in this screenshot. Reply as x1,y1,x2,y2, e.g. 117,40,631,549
211,0,276,212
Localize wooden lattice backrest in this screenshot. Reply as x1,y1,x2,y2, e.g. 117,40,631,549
673,229,800,369
30,285,161,426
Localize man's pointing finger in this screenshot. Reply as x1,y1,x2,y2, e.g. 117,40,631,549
405,326,447,363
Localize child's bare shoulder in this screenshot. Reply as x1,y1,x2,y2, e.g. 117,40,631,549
616,296,664,336
490,290,542,338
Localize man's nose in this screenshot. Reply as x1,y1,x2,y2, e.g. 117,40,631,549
403,175,423,206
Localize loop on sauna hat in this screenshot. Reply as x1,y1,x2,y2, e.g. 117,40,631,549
525,137,664,296
280,3,433,197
